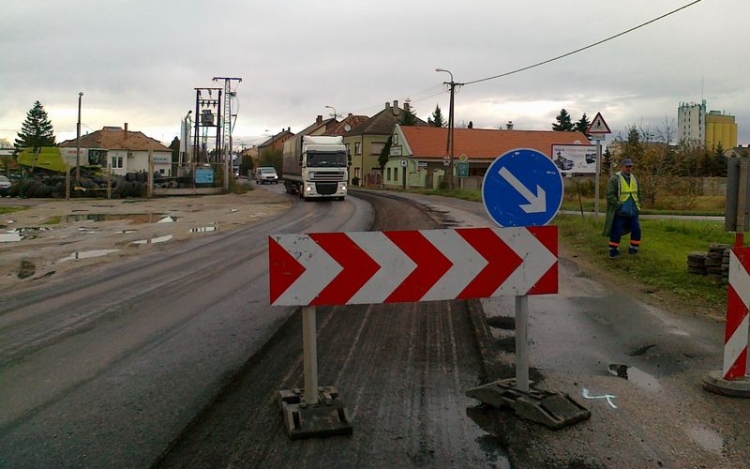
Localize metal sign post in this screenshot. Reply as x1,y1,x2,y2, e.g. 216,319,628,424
587,112,612,216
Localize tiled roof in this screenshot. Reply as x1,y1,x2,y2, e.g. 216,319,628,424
399,126,590,159
259,130,294,148
297,117,337,137
347,105,427,136
325,115,370,136
59,126,171,152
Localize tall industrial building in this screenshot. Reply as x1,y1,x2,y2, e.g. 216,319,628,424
678,100,738,153
677,100,706,145
705,110,738,152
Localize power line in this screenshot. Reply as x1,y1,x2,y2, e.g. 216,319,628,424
464,0,706,86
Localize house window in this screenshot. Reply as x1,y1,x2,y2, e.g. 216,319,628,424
354,142,361,155
387,167,391,181
111,156,123,169
394,167,399,181
393,134,399,145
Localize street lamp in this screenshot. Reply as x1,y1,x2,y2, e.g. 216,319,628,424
325,105,338,120
76,92,83,185
181,110,192,167
436,68,459,190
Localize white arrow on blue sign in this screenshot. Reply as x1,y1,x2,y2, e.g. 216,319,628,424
482,148,564,227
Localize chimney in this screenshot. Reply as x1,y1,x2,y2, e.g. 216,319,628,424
123,123,128,140
393,100,399,109
316,115,323,124
385,102,391,109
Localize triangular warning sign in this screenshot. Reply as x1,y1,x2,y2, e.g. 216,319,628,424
587,112,611,134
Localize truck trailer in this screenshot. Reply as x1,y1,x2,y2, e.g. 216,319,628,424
282,135,349,200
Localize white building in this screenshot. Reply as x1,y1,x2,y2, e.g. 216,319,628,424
59,124,173,176
677,100,706,146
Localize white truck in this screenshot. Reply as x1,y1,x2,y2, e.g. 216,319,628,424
282,135,349,200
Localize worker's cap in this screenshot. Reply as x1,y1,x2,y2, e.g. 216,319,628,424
620,158,633,167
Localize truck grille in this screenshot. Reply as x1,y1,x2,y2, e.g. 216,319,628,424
315,182,341,195
310,171,345,182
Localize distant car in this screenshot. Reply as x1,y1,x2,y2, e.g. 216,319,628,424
255,167,279,184
0,175,11,193
555,156,574,171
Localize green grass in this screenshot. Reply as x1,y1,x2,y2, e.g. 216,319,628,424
554,213,733,311
0,206,27,215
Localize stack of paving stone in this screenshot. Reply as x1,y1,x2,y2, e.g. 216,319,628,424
687,251,708,276
706,244,731,281
687,244,732,283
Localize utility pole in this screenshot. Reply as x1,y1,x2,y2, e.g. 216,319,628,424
436,69,462,191
212,77,242,190
76,91,83,185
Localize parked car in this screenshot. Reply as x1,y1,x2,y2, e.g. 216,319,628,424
255,167,279,184
555,154,574,171
0,175,11,195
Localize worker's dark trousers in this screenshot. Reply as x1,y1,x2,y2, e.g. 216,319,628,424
608,215,641,255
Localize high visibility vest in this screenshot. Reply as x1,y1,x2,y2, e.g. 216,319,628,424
618,173,640,210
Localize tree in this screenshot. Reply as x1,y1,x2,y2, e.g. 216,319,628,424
574,113,591,135
14,101,56,152
714,142,727,177
552,109,574,131
427,104,445,128
169,137,180,165
378,136,392,186
400,99,418,126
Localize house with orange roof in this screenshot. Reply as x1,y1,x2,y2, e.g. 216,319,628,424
59,123,173,176
387,125,591,189
343,100,427,186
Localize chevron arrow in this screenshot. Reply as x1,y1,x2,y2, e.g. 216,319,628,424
269,226,558,307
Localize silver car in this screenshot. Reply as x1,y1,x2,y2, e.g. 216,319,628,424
0,175,11,191
255,167,279,184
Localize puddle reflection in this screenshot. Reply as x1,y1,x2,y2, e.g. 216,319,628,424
189,226,217,233
608,364,662,391
63,213,172,224
1,227,51,243
59,249,120,262
132,234,173,245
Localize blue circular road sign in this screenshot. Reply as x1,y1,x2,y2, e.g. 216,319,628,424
482,148,564,227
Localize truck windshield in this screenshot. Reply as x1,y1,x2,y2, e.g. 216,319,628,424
306,152,347,167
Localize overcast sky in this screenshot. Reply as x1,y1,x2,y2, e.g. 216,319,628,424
2,0,747,150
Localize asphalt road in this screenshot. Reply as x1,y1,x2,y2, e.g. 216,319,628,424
3,186,750,469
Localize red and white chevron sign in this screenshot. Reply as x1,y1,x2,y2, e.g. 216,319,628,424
724,247,750,380
269,226,558,306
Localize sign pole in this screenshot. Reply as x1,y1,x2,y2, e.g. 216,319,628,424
515,295,530,392
594,138,602,216
302,305,319,405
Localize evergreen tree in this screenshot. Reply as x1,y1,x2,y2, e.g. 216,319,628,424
400,99,418,126
169,137,180,165
14,101,56,152
714,142,727,177
378,135,392,182
552,109,574,131
574,113,591,134
623,125,644,162
427,104,445,127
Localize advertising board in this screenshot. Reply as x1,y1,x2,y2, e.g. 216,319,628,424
551,144,599,174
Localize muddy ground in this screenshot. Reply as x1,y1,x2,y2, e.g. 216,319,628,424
0,189,291,294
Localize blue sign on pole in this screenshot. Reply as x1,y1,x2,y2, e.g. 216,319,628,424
482,148,563,227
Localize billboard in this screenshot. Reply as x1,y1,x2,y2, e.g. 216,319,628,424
551,144,599,174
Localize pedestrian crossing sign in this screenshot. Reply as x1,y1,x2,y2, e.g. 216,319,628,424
587,112,611,134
